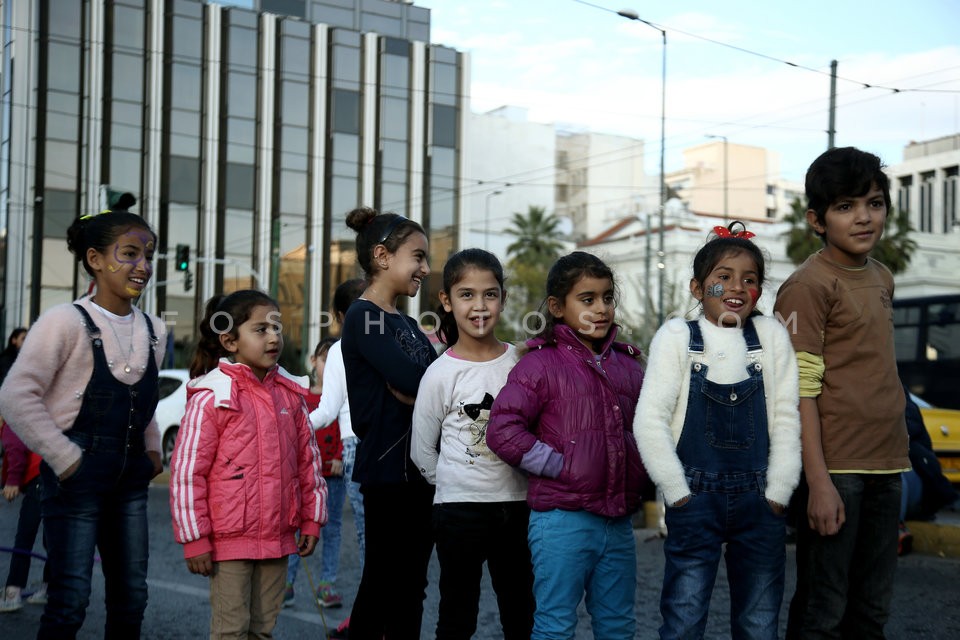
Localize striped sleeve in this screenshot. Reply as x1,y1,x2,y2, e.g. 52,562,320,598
168,389,219,558
297,396,328,538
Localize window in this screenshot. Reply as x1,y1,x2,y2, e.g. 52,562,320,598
225,163,256,210
111,54,144,102
898,175,912,217
945,167,958,233
170,64,201,110
920,171,934,232
280,81,309,127
47,43,80,93
262,0,305,18
171,16,202,61
168,156,200,204
113,5,145,51
332,89,360,134
227,73,257,119
432,105,457,148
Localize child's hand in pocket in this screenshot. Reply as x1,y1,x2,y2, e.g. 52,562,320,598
767,499,786,515
671,495,692,508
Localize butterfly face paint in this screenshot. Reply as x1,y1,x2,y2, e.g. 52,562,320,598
102,229,156,299
696,251,761,327
705,283,724,297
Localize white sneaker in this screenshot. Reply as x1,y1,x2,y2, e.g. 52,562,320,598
0,586,23,613
26,583,47,605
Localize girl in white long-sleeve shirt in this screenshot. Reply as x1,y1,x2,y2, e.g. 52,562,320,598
633,222,801,640
306,279,365,634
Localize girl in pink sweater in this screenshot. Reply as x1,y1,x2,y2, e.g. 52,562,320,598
0,209,166,639
169,290,327,638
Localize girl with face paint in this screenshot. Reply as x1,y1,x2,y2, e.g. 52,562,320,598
0,208,167,639
633,221,802,639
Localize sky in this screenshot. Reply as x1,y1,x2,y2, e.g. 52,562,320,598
413,0,960,181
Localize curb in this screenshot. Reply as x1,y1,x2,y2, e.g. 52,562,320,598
905,520,960,558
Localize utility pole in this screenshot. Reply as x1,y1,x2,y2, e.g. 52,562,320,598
828,59,837,149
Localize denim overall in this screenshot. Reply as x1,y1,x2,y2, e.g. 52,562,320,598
38,305,159,640
659,318,786,640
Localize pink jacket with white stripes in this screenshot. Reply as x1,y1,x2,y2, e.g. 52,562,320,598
169,359,327,561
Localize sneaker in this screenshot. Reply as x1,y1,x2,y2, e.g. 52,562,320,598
0,586,23,613
898,521,913,556
315,581,343,609
26,583,47,605
327,615,350,639
282,582,295,608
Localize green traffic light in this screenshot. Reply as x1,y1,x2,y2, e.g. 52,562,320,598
174,244,190,272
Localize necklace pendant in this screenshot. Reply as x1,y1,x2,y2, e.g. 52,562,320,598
124,364,132,374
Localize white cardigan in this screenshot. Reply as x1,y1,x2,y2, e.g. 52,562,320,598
633,316,802,506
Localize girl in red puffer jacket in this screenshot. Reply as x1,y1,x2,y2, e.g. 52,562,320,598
170,290,327,638
487,251,647,639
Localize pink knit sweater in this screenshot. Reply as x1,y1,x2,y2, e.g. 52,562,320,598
0,296,167,476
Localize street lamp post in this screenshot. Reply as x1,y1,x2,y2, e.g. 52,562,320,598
706,134,729,222
484,190,503,251
617,9,666,325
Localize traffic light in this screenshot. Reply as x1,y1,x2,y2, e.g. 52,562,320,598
183,270,193,292
174,244,190,272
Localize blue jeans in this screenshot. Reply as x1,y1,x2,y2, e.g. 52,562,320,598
5,476,50,589
39,449,153,639
661,484,785,640
787,473,901,639
286,437,364,587
341,436,365,569
528,509,636,640
287,475,346,587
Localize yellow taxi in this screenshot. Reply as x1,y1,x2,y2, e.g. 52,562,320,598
913,394,960,485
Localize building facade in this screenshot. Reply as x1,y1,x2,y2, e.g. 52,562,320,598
0,0,466,368
554,129,647,242
890,133,960,296
461,106,557,259
665,140,803,223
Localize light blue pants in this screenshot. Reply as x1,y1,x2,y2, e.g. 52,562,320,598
528,509,637,640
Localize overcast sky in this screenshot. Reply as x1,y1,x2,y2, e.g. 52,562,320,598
414,0,960,182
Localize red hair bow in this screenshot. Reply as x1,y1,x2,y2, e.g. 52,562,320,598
713,225,755,239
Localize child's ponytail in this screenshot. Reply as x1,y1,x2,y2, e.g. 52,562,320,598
189,290,280,379
189,295,226,379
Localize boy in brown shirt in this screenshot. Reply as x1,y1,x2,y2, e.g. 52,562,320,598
774,147,909,639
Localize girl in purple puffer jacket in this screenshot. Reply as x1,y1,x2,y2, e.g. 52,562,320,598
487,251,647,640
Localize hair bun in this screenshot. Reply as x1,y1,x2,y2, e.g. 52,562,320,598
345,206,378,232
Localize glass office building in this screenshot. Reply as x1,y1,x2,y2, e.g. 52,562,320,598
0,0,465,368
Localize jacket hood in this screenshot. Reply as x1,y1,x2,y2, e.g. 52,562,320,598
524,323,642,360
187,358,309,409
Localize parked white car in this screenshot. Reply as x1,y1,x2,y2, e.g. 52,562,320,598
155,368,190,464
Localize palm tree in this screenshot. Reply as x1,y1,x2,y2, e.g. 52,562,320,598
498,206,566,339
505,206,565,267
783,197,820,266
782,197,918,274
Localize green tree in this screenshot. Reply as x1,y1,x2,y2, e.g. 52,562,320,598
782,197,917,274
499,206,566,340
783,197,821,266
505,206,565,266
